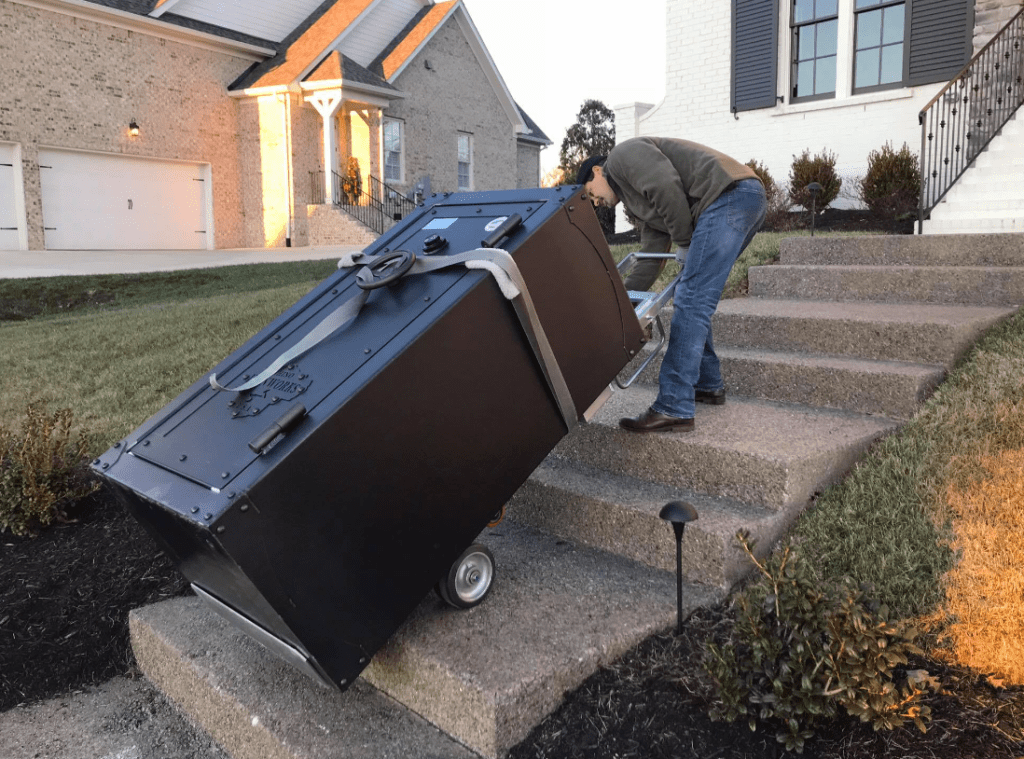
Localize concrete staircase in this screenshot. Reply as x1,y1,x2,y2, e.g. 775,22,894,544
921,110,1024,235
306,203,381,246
129,232,1023,759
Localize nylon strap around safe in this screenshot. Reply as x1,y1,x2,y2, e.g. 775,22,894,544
208,248,579,433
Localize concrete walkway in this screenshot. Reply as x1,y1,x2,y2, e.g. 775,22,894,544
0,245,364,279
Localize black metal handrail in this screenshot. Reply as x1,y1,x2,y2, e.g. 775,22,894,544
309,170,417,236
918,7,1024,233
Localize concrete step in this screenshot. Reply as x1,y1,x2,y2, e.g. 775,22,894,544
922,216,1024,234
974,152,1024,169
509,457,798,589
131,521,719,759
748,264,1024,306
620,342,945,420
931,203,1024,220
712,297,1016,366
950,175,1023,195
553,384,899,512
780,233,1024,266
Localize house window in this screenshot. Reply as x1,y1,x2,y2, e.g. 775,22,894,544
791,0,838,100
457,133,472,191
383,119,403,184
853,0,906,92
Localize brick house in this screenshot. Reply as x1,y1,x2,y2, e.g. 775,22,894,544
0,0,551,252
615,0,1022,221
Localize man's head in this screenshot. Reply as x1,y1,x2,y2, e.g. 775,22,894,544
577,155,618,210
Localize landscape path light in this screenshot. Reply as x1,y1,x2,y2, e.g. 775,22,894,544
806,181,823,236
659,500,699,635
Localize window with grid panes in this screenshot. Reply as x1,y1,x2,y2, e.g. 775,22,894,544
384,119,402,183
457,133,472,191
791,0,838,100
853,0,906,92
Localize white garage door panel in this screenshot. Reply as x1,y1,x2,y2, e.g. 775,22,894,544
39,150,208,250
0,143,18,250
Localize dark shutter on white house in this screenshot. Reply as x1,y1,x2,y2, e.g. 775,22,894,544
907,0,974,86
732,0,780,112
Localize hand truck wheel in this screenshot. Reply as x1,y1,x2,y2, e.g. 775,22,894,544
434,543,495,609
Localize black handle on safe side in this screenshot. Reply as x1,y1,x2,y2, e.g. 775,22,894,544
249,404,307,453
481,214,523,248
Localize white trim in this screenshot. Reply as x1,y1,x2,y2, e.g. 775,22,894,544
12,0,274,58
298,80,402,106
773,86,915,116
149,0,184,18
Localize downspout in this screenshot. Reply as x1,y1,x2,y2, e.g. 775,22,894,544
281,92,294,247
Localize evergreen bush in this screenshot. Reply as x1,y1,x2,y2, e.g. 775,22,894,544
704,532,933,753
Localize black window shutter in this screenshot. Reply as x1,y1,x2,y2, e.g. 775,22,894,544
732,0,780,112
907,0,974,87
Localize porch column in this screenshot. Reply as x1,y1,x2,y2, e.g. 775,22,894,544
306,90,344,203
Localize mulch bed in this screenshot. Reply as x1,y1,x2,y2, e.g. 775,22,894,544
2,485,1022,758
0,485,190,711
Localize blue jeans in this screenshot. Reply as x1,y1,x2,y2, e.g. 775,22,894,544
651,179,767,419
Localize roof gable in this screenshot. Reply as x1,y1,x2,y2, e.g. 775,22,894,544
230,0,381,90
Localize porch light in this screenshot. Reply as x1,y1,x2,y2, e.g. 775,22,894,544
129,119,140,137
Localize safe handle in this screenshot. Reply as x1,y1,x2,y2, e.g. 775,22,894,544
481,214,523,248
249,404,307,453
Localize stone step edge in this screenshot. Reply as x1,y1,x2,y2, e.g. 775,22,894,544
132,521,723,759
618,343,945,421
558,385,901,513
508,456,793,589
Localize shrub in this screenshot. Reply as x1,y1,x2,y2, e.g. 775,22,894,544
745,159,778,204
860,142,921,219
788,149,842,211
0,402,99,537
704,532,932,754
747,159,796,231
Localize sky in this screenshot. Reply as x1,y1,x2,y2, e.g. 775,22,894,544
459,0,668,177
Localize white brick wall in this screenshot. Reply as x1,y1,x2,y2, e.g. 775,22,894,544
623,0,1011,205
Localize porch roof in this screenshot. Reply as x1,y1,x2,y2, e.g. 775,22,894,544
229,0,379,91
304,51,396,93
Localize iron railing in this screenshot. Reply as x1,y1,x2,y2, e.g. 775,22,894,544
309,170,417,236
918,7,1024,232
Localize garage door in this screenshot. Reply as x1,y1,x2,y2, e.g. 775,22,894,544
38,149,209,250
0,143,19,250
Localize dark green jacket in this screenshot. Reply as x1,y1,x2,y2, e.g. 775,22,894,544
603,137,759,252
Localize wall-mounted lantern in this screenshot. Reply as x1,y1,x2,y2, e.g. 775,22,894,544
129,119,141,137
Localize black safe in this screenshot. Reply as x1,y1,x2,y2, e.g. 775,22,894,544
92,187,644,690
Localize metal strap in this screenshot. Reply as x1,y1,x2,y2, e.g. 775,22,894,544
209,249,579,432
